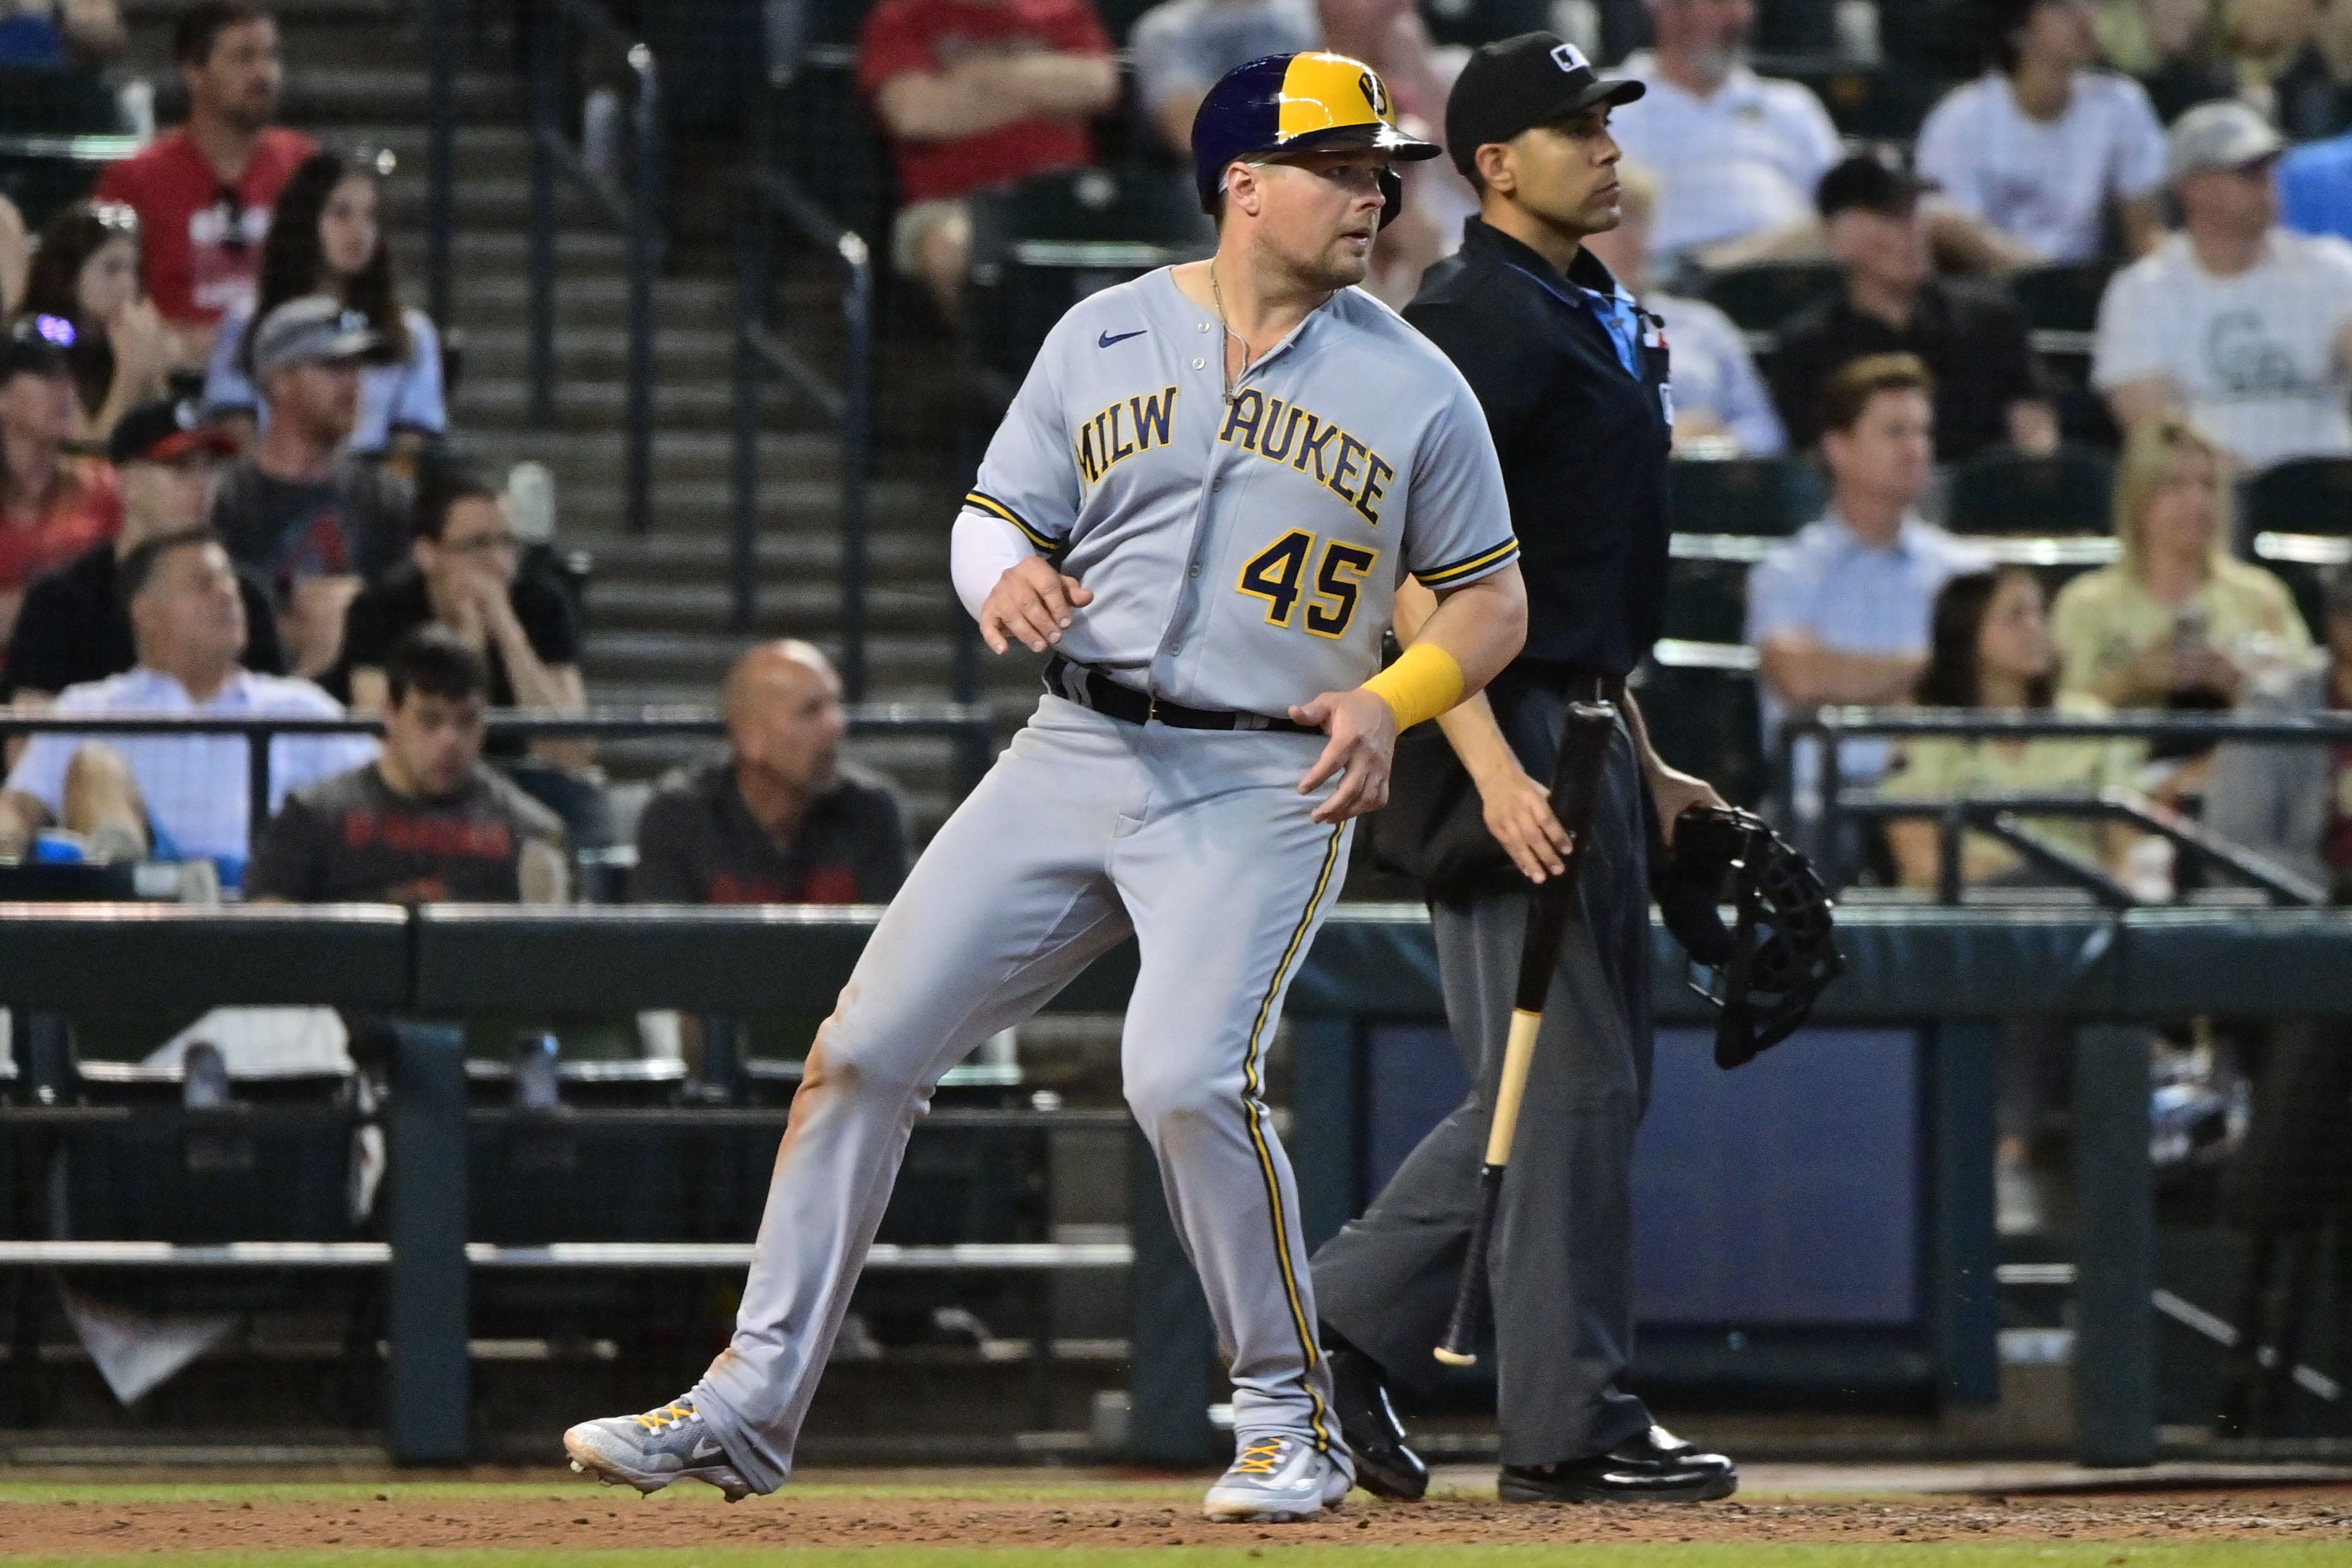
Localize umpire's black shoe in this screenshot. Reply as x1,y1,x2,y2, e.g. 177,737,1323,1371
1324,1342,1428,1501
1498,1426,1737,1505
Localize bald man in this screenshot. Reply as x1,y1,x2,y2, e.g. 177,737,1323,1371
632,642,912,904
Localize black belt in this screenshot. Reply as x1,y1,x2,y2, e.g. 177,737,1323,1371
1044,654,1319,735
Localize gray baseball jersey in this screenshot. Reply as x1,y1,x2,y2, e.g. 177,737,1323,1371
964,269,1521,714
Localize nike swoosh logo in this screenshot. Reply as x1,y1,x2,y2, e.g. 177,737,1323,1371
691,1438,722,1459
1097,329,1146,348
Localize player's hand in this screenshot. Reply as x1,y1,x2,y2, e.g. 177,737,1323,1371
1476,764,1574,883
1647,764,1725,848
1291,687,1397,825
979,556,1094,655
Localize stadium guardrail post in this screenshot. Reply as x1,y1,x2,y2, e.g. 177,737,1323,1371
1125,1126,1218,1466
1929,1022,2000,1406
387,1021,470,1465
2073,1023,2156,1466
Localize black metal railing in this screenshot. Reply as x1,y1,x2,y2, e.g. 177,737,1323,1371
0,704,991,857
1788,707,2352,903
527,0,661,533
732,75,875,697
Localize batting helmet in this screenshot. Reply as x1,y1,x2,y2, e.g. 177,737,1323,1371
1190,52,1442,229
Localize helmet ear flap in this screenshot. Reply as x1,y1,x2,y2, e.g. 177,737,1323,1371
1378,166,1403,228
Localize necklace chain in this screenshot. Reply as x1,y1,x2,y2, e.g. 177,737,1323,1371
1209,262,1249,405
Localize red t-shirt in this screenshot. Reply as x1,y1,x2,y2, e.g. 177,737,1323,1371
0,458,122,592
856,0,1109,203
93,126,319,325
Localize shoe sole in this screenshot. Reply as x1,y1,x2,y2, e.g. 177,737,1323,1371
1349,1451,1428,1502
1201,1501,1332,1523
1498,1471,1738,1506
563,1429,750,1504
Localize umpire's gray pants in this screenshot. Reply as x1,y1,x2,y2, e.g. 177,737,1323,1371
690,694,1353,1493
1312,697,1655,1467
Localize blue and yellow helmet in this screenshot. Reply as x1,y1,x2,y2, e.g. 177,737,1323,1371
1191,52,1443,228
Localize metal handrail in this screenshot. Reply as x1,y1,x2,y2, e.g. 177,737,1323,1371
528,0,661,534
0,703,993,854
733,76,875,697
1785,707,2352,898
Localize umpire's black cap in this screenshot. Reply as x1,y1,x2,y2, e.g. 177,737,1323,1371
1443,33,1644,178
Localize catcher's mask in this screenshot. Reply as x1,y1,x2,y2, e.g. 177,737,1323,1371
1653,804,1844,1069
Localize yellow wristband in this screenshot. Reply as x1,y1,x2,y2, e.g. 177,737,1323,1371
1363,642,1465,731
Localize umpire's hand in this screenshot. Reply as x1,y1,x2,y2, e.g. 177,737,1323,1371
979,557,1095,654
1292,688,1398,825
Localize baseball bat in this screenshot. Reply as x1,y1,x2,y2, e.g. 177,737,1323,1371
1433,700,1620,1368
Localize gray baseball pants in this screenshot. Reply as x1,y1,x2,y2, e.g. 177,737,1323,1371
691,694,1354,1493
1312,696,1657,1467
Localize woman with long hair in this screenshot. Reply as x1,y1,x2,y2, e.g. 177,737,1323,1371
201,147,446,459
1885,566,2141,890
0,321,120,651
2050,416,2311,712
15,200,175,443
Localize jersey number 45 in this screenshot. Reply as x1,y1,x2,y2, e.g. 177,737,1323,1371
1238,531,1378,639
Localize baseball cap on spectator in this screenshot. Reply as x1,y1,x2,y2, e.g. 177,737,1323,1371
2167,100,2286,183
108,396,240,467
1445,32,1645,179
1817,148,1936,219
0,315,74,382
250,294,379,378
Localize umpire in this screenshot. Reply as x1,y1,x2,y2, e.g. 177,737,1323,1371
1310,34,1736,1506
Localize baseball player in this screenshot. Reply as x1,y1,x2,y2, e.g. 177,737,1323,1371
564,51,1528,1523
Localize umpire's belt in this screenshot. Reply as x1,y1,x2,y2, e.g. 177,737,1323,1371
1508,663,1626,707
1044,654,1319,735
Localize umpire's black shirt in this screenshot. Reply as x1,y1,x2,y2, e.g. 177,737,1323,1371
1404,218,1672,677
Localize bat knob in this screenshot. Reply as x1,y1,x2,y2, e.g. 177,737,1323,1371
1432,1347,1478,1367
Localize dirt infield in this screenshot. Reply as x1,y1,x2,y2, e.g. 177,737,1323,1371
2,1473,2350,1556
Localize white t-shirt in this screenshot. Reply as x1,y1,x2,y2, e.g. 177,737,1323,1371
2092,229,2352,470
1608,52,1841,260
1914,71,2167,265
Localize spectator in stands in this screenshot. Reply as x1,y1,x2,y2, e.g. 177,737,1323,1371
209,295,412,679
338,461,583,763
248,626,566,902
0,317,119,651
1314,0,1471,303
2280,111,2352,243
15,201,174,444
0,1,123,65
1884,567,2142,889
1915,0,2169,270
1607,0,1841,269
856,0,1118,322
2051,414,2310,709
0,528,376,875
634,640,909,904
2208,562,2352,894
1771,150,2058,462
1747,354,1988,798
2095,100,2352,470
203,148,446,462
1581,161,1783,454
4,395,282,704
0,193,28,317
1131,0,1318,155
2096,0,2240,123
92,2,316,366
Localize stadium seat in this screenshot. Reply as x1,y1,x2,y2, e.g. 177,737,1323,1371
1697,259,1844,333
1670,455,1808,536
0,64,128,228
1771,60,1943,139
2006,263,2112,335
1945,444,2115,536
2242,456,2352,538
1633,661,1767,808
965,165,1213,380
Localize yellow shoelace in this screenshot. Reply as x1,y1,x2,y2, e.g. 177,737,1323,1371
1234,1439,1288,1475
632,1401,695,1432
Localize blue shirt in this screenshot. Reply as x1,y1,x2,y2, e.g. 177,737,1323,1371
202,305,447,455
2282,131,2352,247
1746,510,1989,794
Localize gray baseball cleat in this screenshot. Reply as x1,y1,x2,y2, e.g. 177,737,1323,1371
563,1395,754,1502
1201,1432,1351,1523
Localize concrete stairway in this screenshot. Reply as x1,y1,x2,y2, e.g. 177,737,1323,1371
115,0,1044,830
